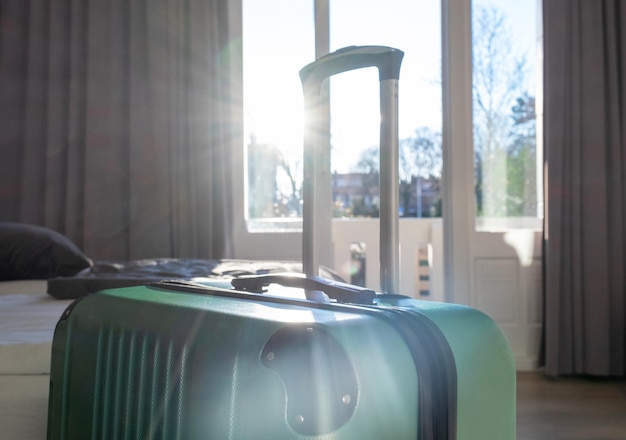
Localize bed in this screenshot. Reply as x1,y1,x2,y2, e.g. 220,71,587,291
0,280,73,439
0,222,340,438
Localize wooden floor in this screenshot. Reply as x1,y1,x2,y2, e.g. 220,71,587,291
517,372,626,440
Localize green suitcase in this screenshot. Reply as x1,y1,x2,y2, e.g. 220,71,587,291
47,277,515,439
47,46,515,439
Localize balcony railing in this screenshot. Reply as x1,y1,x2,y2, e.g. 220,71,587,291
330,218,444,301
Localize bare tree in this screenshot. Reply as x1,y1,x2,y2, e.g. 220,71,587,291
472,4,533,217
252,4,536,220
401,127,442,181
276,150,303,216
355,127,442,181
399,127,443,216
352,127,443,217
355,145,379,174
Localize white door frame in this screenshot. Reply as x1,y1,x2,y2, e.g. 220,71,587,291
441,0,474,305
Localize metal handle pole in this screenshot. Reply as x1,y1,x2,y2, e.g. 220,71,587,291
302,91,320,278
379,79,400,294
300,46,404,292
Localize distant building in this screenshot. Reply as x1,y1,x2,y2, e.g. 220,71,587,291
332,172,441,217
332,172,379,217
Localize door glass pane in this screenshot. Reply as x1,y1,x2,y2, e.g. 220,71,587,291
330,0,442,218
243,0,313,228
243,0,443,228
472,0,542,230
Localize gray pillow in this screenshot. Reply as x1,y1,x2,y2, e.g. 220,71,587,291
0,222,92,280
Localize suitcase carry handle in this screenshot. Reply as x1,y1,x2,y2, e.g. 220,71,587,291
299,45,404,88
300,45,404,294
231,273,376,305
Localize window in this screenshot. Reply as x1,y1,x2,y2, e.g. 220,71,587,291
243,0,314,230
243,0,442,231
472,0,543,230
235,0,543,262
329,0,442,219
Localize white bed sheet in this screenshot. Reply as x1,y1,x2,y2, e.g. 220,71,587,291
0,280,74,440
0,280,73,374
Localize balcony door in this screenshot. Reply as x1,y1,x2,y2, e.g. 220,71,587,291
443,0,543,370
234,0,544,370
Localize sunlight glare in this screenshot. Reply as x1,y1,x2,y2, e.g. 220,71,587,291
246,71,304,157
503,230,536,267
330,68,381,173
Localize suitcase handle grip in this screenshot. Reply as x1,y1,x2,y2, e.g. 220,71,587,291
299,45,404,294
299,45,404,88
231,273,376,305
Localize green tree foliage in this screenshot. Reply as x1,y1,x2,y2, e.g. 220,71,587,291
506,93,537,216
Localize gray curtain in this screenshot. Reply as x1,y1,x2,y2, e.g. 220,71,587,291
543,0,626,377
0,0,238,260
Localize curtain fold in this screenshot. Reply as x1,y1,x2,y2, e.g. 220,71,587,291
0,0,237,260
543,0,626,377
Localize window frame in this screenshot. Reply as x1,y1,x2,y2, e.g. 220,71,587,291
229,0,542,294
230,0,461,262
230,0,327,261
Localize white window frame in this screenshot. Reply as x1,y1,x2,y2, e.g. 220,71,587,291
230,0,466,263
228,0,539,304
440,0,474,304
229,0,327,262
229,0,469,266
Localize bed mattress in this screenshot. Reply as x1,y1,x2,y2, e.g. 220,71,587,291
0,280,73,374
0,280,73,439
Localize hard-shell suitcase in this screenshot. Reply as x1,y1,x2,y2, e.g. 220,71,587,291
46,46,516,440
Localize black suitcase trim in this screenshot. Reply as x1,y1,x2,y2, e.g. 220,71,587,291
377,306,457,440
149,281,458,440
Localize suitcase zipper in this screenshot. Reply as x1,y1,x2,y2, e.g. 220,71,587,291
372,307,457,440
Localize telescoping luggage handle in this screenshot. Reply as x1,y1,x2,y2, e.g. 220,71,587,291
300,45,404,295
